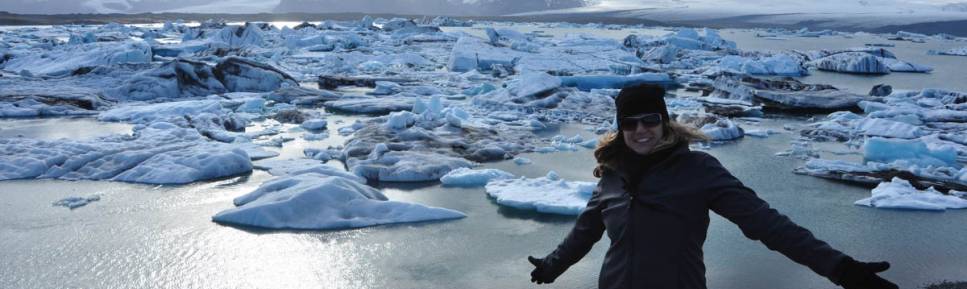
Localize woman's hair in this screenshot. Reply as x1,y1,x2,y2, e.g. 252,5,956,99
592,121,709,178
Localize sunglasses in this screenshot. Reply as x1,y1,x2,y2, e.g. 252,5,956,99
619,113,663,130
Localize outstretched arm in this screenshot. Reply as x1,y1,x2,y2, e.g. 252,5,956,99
702,155,851,284
530,187,606,284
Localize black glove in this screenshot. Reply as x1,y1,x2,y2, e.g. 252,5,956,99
835,257,899,289
528,256,557,284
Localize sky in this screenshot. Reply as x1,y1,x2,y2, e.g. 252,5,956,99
0,0,964,15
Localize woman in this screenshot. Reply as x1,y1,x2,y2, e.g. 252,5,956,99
527,84,897,289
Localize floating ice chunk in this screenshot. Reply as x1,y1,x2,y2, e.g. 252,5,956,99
214,57,298,92
864,137,959,168
744,129,777,138
440,167,514,187
0,122,253,184
372,81,402,95
349,150,473,182
559,73,673,91
253,158,365,183
301,119,328,131
776,140,820,159
107,59,227,101
715,54,806,76
98,100,223,124
112,143,252,185
463,83,497,96
236,98,266,113
513,157,532,165
855,118,926,139
304,147,342,161
211,23,264,48
303,132,329,141
700,119,744,141
880,58,933,73
53,195,101,209
855,177,967,211
510,72,561,98
448,36,519,72
928,47,967,56
385,111,417,130
485,171,595,215
3,41,152,77
325,97,416,114
212,174,465,230
813,52,890,74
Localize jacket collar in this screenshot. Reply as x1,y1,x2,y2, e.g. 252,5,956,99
605,142,690,186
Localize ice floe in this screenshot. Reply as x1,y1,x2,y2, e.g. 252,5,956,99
212,173,465,230
53,195,101,209
855,177,967,211
484,171,595,215
0,122,253,184
440,167,515,187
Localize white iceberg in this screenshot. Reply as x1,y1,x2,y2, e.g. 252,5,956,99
855,177,967,211
0,122,253,184
700,119,744,141
485,171,595,215
212,174,465,230
440,167,514,187
252,158,366,183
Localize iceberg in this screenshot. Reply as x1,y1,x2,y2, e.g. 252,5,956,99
53,195,101,209
301,119,328,131
715,54,806,76
252,158,365,183
212,174,465,230
0,122,252,184
98,99,224,124
559,73,673,91
700,119,744,141
107,59,227,101
440,167,514,187
213,57,299,92
855,177,967,211
864,137,959,168
348,144,473,182
813,52,890,74
485,171,595,215
210,23,265,48
2,41,152,77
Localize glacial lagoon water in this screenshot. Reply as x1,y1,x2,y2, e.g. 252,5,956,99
2,24,967,289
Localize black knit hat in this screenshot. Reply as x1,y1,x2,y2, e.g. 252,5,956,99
614,84,670,122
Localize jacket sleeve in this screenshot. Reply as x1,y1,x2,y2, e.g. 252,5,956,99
702,155,847,283
542,185,606,278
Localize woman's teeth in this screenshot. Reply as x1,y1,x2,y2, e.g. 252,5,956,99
636,138,650,143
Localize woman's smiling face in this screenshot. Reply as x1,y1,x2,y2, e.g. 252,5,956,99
621,114,664,155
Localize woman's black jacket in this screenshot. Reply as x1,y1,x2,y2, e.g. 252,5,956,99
540,144,847,289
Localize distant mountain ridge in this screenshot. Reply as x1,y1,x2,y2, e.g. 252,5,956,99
273,0,590,16
0,0,591,15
